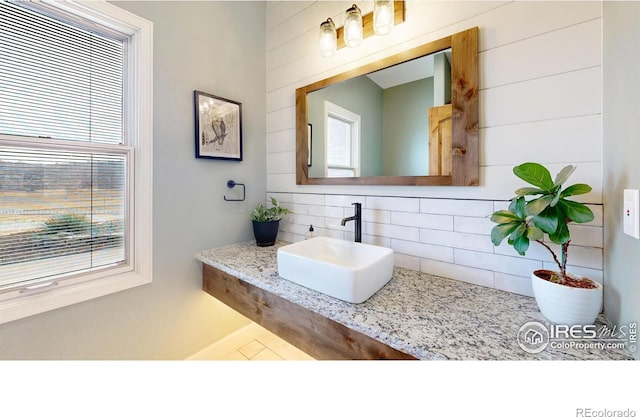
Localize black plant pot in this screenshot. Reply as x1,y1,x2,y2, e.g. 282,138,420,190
252,220,280,247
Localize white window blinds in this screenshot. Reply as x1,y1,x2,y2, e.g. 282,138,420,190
0,1,124,144
0,2,128,291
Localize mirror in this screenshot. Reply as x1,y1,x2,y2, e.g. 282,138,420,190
296,27,478,186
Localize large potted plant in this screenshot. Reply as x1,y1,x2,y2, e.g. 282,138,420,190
490,162,603,325
250,197,292,247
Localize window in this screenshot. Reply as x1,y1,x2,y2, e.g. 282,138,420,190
323,101,360,177
0,1,152,323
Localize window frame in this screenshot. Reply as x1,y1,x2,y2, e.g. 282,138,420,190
323,101,361,178
0,0,153,324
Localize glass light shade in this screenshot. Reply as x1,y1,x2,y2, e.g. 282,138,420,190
374,0,394,35
344,4,363,48
319,18,337,57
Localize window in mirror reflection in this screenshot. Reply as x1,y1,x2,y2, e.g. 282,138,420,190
325,101,360,177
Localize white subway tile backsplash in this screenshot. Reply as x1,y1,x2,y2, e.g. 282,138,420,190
316,227,345,240
394,253,421,271
420,229,494,253
279,221,308,235
454,216,494,235
493,201,510,212
290,213,324,227
392,239,454,263
307,205,344,219
455,249,543,278
420,199,494,217
282,203,309,215
563,246,603,270
292,193,325,206
362,209,391,224
325,216,351,232
362,234,391,248
365,222,420,242
391,211,454,231
366,196,419,212
420,259,495,289
494,273,534,297
278,231,302,244
494,239,554,262
271,192,605,299
324,195,362,207
267,192,293,203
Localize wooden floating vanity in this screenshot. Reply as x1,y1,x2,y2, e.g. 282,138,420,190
197,241,634,361
203,264,415,359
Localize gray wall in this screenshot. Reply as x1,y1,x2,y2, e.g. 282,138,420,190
382,77,433,176
307,76,383,177
0,1,265,359
603,1,640,359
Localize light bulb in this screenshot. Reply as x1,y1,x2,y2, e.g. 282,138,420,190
374,0,394,35
319,17,337,57
344,4,363,48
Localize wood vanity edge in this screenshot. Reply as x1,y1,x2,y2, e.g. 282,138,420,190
202,263,417,360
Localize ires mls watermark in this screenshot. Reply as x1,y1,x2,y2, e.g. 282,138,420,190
517,321,637,354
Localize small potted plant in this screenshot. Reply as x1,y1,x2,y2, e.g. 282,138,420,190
490,162,603,325
250,197,292,247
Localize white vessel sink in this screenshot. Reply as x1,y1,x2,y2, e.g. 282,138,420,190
277,236,394,303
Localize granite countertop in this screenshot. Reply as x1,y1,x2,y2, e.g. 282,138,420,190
196,241,634,360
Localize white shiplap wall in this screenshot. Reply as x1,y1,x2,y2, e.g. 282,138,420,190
266,1,603,296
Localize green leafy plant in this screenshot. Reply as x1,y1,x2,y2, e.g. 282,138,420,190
43,213,91,235
490,162,594,283
251,197,292,222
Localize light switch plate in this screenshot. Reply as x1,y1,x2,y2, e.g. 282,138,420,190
623,189,640,239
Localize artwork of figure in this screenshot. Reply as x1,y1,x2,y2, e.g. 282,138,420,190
195,91,242,161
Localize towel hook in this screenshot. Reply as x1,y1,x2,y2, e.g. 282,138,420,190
224,180,246,202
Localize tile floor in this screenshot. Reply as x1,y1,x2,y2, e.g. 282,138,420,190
188,322,315,361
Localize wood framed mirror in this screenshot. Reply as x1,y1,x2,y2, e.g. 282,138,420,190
296,27,478,186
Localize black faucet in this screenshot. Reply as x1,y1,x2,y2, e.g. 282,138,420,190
340,202,362,243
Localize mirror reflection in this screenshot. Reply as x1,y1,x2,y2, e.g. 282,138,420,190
307,49,451,178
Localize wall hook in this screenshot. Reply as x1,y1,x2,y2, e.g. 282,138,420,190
224,180,246,202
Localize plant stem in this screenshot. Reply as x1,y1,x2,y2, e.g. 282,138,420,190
561,240,570,277
535,239,563,274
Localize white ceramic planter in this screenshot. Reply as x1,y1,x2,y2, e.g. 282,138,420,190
531,270,603,325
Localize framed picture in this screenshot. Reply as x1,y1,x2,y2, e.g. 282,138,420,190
194,90,242,160
307,123,312,166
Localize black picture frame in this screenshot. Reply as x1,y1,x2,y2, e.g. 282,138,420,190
194,90,242,160
307,123,312,166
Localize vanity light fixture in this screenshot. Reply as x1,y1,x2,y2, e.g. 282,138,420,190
319,17,337,57
373,0,394,35
344,4,363,47
318,1,405,56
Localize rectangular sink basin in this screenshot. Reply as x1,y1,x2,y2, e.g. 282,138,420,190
277,237,394,303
